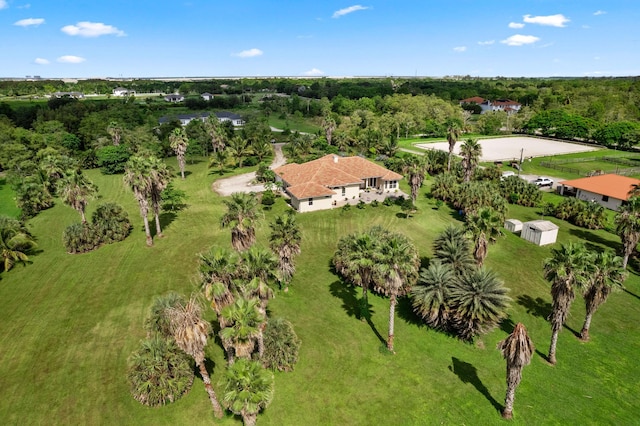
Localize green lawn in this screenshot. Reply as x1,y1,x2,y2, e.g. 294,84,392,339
0,176,21,218
1,160,639,424
267,116,321,134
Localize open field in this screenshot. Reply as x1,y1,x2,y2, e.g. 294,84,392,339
417,136,601,162
1,159,639,425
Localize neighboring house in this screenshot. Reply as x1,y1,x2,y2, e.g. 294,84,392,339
201,92,214,101
459,97,521,114
164,94,185,103
158,111,244,127
113,87,136,96
51,91,84,99
558,174,640,211
274,154,403,213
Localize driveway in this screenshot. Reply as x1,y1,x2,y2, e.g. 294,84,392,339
212,143,286,196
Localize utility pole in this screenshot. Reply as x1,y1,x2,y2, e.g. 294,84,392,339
518,148,524,176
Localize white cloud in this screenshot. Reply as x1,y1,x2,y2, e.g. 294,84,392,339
332,5,369,18
233,48,263,58
34,58,49,65
57,55,86,63
478,40,495,46
501,34,540,46
593,10,606,16
453,46,467,52
303,68,325,76
61,21,125,37
0,0,8,9
14,18,44,27
18,3,31,8
508,22,525,29
523,14,569,27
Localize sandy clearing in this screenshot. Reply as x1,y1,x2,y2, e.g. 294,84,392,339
416,136,600,162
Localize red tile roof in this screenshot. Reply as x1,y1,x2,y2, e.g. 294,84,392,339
460,96,485,104
559,174,640,201
274,154,403,199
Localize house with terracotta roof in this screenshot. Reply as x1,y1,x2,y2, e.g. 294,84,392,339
459,97,521,114
274,155,403,212
558,174,640,211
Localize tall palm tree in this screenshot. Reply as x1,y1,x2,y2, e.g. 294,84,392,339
402,155,428,205
374,231,420,352
221,192,259,252
580,250,627,341
107,121,123,146
446,118,463,172
169,128,189,179
497,323,534,420
543,242,592,364
209,149,229,175
615,196,640,268
124,156,154,246
222,358,275,426
204,115,227,153
411,260,454,331
198,247,240,321
147,156,172,239
268,212,302,291
227,136,253,169
57,169,98,223
220,298,265,363
432,225,475,276
333,226,386,319
0,216,37,271
167,294,224,418
465,207,503,267
322,113,337,145
459,138,482,182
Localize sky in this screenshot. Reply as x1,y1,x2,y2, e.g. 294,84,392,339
1,0,639,79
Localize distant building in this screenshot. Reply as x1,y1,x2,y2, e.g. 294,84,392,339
51,91,85,99
164,94,185,103
459,97,521,114
158,111,245,127
201,92,214,101
113,87,136,96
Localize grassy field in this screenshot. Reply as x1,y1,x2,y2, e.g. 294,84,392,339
1,159,639,425
0,176,21,218
267,116,321,134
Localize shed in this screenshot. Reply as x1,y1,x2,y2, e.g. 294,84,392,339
520,220,558,246
504,219,523,233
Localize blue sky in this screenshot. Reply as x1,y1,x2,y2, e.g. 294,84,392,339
1,0,638,78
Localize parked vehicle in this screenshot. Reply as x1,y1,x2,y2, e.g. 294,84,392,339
532,177,553,187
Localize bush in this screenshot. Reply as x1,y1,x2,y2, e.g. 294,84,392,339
262,318,301,372
96,145,131,174
383,197,394,207
554,198,606,229
357,200,366,209
127,334,194,407
63,222,100,254
499,176,542,207
371,200,379,208
261,190,276,207
341,203,351,212
92,203,132,244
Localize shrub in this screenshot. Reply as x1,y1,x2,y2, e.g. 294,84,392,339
161,183,187,212
341,204,351,212
262,318,301,372
371,200,379,208
63,223,100,254
499,176,542,207
92,203,132,244
261,190,276,207
383,197,394,207
96,145,131,174
357,200,366,209
127,334,194,407
554,198,606,229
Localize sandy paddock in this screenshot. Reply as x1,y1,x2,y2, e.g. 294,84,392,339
415,136,600,162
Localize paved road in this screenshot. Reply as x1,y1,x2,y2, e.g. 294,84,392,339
212,143,286,196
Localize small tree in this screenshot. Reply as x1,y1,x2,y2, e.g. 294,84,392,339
497,323,534,420
222,359,274,426
169,128,189,179
262,318,301,372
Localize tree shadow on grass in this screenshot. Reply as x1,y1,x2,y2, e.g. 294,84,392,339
568,228,620,252
623,288,640,301
159,212,177,231
516,294,552,319
396,296,424,328
329,280,385,345
499,316,515,335
449,357,502,413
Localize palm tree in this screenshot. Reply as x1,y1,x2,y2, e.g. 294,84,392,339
448,268,511,341
268,212,302,291
333,226,386,319
374,231,420,352
497,323,534,420
411,260,454,331
147,156,172,239
169,128,189,179
222,358,274,426
144,292,186,339
615,196,640,268
220,298,265,363
402,155,428,205
432,225,475,276
580,250,627,341
167,294,224,418
459,138,482,182
322,113,337,145
227,136,253,169
465,207,503,267
221,192,259,252
0,216,37,271
204,115,227,153
57,169,98,223
446,118,463,172
107,121,123,146
543,242,592,364
198,247,240,322
124,156,154,246
209,149,229,175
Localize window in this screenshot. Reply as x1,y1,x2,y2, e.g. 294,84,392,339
308,198,313,206
602,195,609,202
388,181,397,189
342,187,346,196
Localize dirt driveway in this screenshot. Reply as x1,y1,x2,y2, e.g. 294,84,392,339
212,143,286,196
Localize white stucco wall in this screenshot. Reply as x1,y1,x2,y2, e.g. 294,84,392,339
576,189,624,211
330,184,359,203
297,195,333,213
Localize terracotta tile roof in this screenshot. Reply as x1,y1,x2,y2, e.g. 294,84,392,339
274,154,403,199
460,96,485,104
559,174,640,200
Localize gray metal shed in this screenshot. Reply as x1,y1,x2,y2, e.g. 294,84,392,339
520,220,558,246
504,219,523,233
